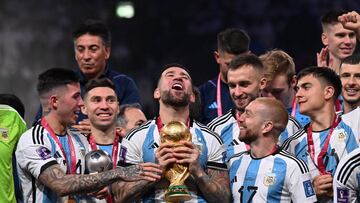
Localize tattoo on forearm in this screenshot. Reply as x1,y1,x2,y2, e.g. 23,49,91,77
195,169,231,202
112,180,155,203
39,164,143,196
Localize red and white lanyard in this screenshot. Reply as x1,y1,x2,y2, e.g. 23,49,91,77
306,115,340,175
235,111,250,150
291,97,297,117
89,134,120,169
41,118,77,174
216,73,223,116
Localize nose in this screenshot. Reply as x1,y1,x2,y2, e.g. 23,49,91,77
234,86,244,97
295,89,302,99
348,75,356,85
99,100,110,109
78,97,84,107
344,35,352,44
83,49,91,60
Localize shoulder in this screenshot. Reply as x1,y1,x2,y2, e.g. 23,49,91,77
18,124,46,145
207,110,234,131
287,115,301,129
193,120,223,145
228,150,249,162
106,69,136,84
281,127,306,150
277,149,310,174
335,147,360,185
124,119,154,141
198,77,217,91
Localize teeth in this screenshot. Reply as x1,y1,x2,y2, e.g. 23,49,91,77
172,83,183,90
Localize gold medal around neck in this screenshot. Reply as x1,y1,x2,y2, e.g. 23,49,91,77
160,121,192,202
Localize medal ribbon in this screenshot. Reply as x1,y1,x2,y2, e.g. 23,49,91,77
306,115,340,175
41,117,77,174
216,73,223,116
291,96,297,117
89,133,120,170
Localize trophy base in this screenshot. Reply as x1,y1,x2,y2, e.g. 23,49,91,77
165,185,191,202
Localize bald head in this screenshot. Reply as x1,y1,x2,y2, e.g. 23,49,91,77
253,97,288,135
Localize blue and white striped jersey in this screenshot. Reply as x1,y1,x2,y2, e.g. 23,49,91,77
15,125,89,203
228,149,317,203
208,109,301,160
333,147,360,203
121,118,227,202
282,107,360,178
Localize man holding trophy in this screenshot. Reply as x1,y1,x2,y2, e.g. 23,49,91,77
16,68,161,202
112,64,230,202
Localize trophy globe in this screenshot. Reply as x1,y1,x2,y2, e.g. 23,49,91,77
85,150,113,174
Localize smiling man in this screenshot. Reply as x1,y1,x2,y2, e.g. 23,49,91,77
282,67,360,202
339,54,360,114
317,10,357,73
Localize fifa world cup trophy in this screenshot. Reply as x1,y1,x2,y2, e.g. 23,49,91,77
160,121,192,202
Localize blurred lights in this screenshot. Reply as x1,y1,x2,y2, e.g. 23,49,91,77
116,2,135,19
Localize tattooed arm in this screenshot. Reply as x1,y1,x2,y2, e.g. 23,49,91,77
174,141,231,202
193,168,231,202
38,162,161,196
111,180,156,203
111,143,176,202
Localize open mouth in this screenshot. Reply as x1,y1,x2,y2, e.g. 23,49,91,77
171,83,183,90
345,88,360,95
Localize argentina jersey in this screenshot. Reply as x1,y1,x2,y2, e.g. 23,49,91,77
281,119,360,178
333,147,360,203
228,149,317,203
15,124,89,203
208,109,301,160
121,118,226,202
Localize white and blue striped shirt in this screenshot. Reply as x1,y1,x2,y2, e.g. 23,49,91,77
228,149,317,203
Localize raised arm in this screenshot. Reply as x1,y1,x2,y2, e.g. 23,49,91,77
339,11,360,40
39,162,161,197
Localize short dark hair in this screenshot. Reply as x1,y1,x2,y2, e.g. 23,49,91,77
0,94,25,118
72,19,111,47
228,53,264,73
117,103,142,127
83,77,116,98
217,28,250,55
341,54,360,66
37,68,79,96
321,9,347,29
297,66,342,100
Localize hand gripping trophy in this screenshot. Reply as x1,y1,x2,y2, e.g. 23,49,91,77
160,121,192,202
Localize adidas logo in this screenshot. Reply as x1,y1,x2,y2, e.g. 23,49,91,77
208,101,218,109
149,142,159,149
229,139,239,146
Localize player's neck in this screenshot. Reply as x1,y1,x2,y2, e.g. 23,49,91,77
159,104,190,125
44,114,67,135
309,107,336,131
329,55,341,74
250,137,277,158
91,125,116,145
343,101,360,114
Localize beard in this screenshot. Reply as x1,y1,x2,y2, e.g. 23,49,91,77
161,89,191,107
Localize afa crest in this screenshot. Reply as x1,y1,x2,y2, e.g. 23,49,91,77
0,128,9,141
263,173,276,186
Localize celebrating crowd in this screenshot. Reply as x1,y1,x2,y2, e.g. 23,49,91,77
1,9,360,203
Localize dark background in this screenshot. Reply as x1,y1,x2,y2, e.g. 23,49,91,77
0,0,359,123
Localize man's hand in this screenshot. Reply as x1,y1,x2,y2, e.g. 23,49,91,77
313,174,333,197
72,119,91,135
155,142,177,173
88,187,109,199
119,163,162,182
339,11,360,39
317,46,333,68
172,141,202,177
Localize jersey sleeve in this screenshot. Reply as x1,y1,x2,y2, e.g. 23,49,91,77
203,129,227,170
121,134,143,165
15,129,58,179
288,165,317,203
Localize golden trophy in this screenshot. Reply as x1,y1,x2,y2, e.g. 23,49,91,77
160,121,192,202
